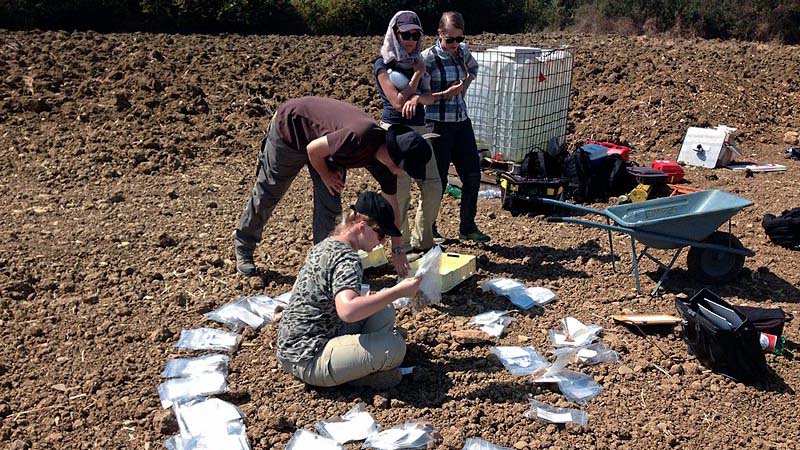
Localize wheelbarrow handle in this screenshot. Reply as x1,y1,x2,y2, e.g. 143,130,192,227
539,198,610,217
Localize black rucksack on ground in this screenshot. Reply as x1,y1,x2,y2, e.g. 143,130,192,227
563,148,592,203
520,147,566,179
563,149,636,203
762,208,800,249
606,155,638,196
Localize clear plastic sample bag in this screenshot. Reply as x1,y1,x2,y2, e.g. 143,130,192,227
161,354,229,379
285,429,343,450
524,399,588,427
157,372,228,408
175,328,241,352
470,311,513,338
361,422,437,450
174,397,245,439
315,404,379,444
489,346,549,376
462,437,512,450
548,317,602,348
414,246,443,305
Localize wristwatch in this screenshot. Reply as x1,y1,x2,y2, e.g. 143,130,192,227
391,247,405,256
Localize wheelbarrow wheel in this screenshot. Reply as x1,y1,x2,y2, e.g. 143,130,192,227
686,231,745,284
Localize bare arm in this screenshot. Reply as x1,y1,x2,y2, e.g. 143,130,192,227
382,192,409,278
377,69,406,112
415,90,435,106
334,277,421,323
307,136,344,195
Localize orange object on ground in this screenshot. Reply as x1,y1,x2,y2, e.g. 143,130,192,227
667,184,704,197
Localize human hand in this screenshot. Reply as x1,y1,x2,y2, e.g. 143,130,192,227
401,95,419,119
320,166,344,195
391,252,409,278
396,276,422,298
446,80,464,98
413,58,425,74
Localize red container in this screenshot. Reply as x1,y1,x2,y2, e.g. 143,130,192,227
587,140,631,161
652,160,685,183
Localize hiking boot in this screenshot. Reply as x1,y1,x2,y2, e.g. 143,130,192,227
459,229,491,243
235,249,258,277
348,368,403,389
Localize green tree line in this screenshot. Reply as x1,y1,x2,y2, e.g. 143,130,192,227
1,0,798,43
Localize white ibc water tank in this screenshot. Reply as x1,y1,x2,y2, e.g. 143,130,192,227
466,46,573,162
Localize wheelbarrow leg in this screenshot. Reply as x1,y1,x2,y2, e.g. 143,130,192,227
629,246,651,274
630,236,641,294
607,217,616,273
650,247,683,296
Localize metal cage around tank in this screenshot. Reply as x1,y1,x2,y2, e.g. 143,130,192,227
464,44,574,163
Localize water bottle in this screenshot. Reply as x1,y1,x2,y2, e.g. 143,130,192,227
478,188,502,200
445,184,462,199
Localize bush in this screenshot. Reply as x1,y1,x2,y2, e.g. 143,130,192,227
0,0,797,43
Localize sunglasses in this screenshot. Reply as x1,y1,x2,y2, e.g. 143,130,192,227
398,31,421,41
443,35,465,44
370,224,386,241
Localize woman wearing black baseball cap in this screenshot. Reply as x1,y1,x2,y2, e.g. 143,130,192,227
276,191,421,389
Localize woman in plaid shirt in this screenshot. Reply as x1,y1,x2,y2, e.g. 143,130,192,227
422,11,490,243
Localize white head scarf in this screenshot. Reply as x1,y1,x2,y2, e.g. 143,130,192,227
381,10,424,69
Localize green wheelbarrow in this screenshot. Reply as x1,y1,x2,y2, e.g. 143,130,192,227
541,190,755,295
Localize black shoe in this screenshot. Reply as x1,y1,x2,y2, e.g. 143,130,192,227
235,249,258,277
459,229,491,243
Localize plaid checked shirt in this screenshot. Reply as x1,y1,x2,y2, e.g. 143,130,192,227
422,41,479,123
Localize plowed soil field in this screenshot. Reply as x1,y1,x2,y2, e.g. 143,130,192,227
1,30,799,450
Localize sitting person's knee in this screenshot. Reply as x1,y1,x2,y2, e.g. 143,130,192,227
375,333,406,371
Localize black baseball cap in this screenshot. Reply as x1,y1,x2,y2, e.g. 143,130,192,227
350,191,402,237
386,124,431,180
395,11,422,32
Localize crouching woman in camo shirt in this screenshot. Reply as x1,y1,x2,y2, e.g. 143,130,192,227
276,191,421,388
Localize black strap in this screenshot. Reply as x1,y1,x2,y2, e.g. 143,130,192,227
537,152,547,177
433,52,447,122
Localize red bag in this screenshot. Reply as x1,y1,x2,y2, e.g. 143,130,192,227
652,160,685,183
587,140,631,161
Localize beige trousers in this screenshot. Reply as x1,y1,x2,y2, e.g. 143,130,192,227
279,306,406,387
381,122,443,251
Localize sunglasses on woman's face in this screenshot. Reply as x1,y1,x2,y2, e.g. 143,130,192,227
443,35,465,44
398,31,421,41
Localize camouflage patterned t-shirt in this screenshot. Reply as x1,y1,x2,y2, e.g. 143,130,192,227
276,238,362,363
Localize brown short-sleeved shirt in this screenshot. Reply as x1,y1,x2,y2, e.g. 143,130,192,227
275,97,397,194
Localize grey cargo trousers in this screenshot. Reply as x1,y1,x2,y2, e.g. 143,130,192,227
234,117,343,254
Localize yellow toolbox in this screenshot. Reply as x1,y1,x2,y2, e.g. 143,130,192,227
359,246,388,269
409,252,476,292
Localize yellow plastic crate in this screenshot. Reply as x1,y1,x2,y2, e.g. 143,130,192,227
358,246,388,269
409,252,476,292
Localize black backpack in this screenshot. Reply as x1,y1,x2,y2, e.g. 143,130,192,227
762,208,800,249
675,289,769,383
563,148,592,203
520,147,566,179
606,155,638,196
563,150,636,203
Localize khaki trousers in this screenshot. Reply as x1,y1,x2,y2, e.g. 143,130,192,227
279,306,406,387
381,122,443,251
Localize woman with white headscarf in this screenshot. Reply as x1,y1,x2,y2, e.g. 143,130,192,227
374,10,443,255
